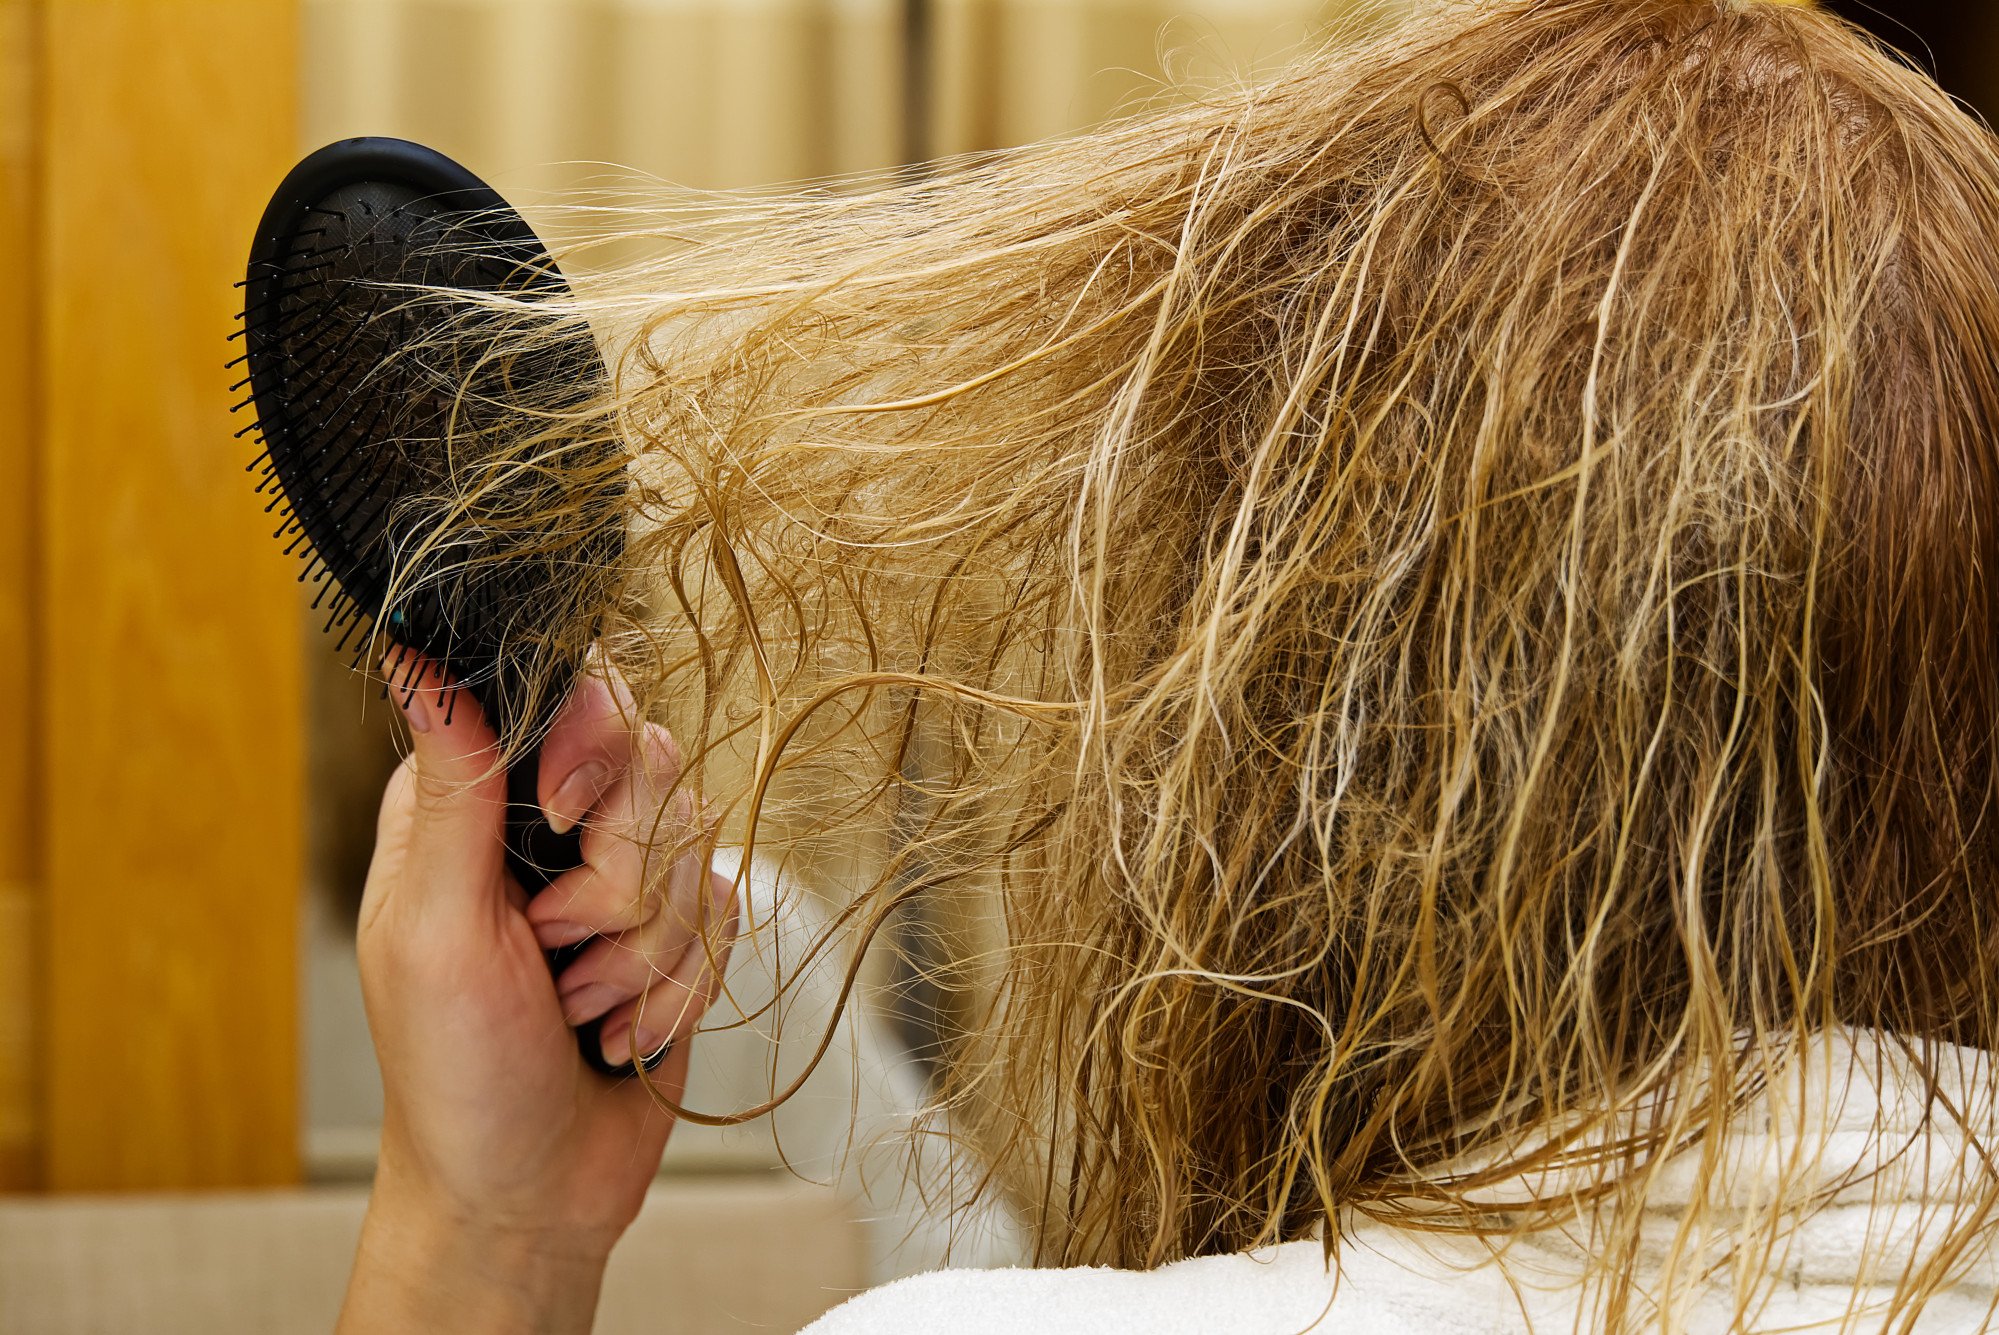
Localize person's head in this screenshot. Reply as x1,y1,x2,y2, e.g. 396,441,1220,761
450,0,1999,1323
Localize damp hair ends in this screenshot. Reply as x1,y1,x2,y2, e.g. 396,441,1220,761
437,0,1999,1327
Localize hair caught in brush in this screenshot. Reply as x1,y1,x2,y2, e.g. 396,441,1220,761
420,0,1999,1327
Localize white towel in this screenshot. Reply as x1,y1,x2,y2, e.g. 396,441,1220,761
803,1030,1999,1333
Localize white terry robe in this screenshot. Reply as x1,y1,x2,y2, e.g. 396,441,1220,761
801,1030,1999,1333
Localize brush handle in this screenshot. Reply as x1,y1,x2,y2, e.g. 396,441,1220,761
505,744,668,1078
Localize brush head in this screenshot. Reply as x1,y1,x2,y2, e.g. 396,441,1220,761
239,137,621,739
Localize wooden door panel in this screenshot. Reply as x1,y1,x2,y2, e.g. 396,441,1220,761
31,0,303,1191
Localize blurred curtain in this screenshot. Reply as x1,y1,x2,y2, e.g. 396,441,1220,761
304,0,1375,191
929,0,1374,156
303,0,910,191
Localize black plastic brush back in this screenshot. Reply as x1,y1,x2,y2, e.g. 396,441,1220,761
238,137,645,1075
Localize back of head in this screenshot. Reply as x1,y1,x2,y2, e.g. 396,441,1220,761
502,0,1999,1325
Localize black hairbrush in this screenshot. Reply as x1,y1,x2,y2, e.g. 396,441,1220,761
235,136,650,1076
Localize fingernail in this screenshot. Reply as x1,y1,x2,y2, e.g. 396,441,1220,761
533,918,596,950
545,760,612,835
601,1022,666,1067
559,981,623,1025
399,687,432,734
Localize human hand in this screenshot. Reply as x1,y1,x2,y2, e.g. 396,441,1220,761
338,654,737,1334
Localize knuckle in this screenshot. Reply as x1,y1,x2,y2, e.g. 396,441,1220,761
579,872,651,934
645,725,683,784
404,757,468,819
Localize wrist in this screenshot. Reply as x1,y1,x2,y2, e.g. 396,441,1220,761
340,1169,613,1335
370,1142,626,1262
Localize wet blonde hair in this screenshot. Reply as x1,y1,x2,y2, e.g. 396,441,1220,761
438,0,1999,1326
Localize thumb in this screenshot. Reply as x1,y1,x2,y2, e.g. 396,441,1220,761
375,651,509,899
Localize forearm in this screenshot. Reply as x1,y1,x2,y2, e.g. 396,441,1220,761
337,1177,611,1335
